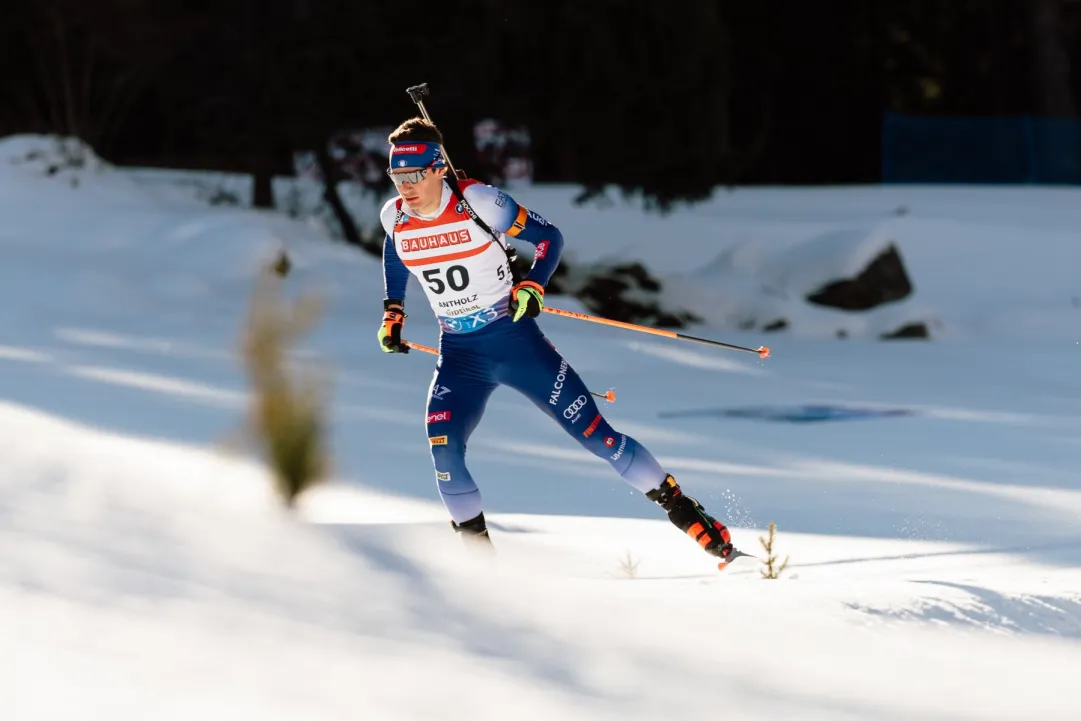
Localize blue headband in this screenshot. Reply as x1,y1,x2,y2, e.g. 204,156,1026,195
388,142,445,170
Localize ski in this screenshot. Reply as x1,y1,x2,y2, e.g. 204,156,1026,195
717,547,757,571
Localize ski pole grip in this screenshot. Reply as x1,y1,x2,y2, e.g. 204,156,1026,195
406,83,430,104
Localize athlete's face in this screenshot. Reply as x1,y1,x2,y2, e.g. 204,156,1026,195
390,165,447,212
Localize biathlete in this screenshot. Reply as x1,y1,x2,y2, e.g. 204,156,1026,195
377,116,736,564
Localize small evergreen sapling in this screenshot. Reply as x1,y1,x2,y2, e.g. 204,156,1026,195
759,522,790,579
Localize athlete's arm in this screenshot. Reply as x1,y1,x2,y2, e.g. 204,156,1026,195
383,234,408,302
379,199,408,303
464,184,564,286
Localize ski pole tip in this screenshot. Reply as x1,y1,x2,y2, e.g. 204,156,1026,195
758,346,771,359
605,389,617,403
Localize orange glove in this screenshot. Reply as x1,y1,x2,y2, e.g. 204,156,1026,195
377,300,408,353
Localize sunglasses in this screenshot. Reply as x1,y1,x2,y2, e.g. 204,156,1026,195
387,159,437,186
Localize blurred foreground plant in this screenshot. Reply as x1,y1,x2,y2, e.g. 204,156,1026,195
239,263,331,508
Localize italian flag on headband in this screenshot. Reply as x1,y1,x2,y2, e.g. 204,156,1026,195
389,142,445,169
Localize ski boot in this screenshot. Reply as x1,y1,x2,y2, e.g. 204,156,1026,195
647,474,743,568
451,512,495,553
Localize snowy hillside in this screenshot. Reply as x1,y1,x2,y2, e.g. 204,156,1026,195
127,162,1081,342
3,135,1081,721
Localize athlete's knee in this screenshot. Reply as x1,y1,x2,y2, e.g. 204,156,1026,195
429,432,465,468
429,436,476,495
576,412,625,458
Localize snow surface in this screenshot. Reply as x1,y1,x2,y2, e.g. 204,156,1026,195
3,135,1081,720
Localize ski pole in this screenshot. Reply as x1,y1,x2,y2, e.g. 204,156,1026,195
403,340,616,403
540,306,771,359
402,339,439,355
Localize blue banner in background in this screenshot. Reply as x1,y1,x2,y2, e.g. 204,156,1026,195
881,112,1081,184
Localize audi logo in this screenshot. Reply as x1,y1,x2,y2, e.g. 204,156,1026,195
563,395,588,418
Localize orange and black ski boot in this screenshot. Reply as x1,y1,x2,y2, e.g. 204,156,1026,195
647,475,742,568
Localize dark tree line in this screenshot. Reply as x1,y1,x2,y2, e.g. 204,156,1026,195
2,0,1078,208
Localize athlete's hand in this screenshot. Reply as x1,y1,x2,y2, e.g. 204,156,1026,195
377,300,409,353
509,280,544,322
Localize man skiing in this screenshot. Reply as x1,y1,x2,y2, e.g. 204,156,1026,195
377,116,737,564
